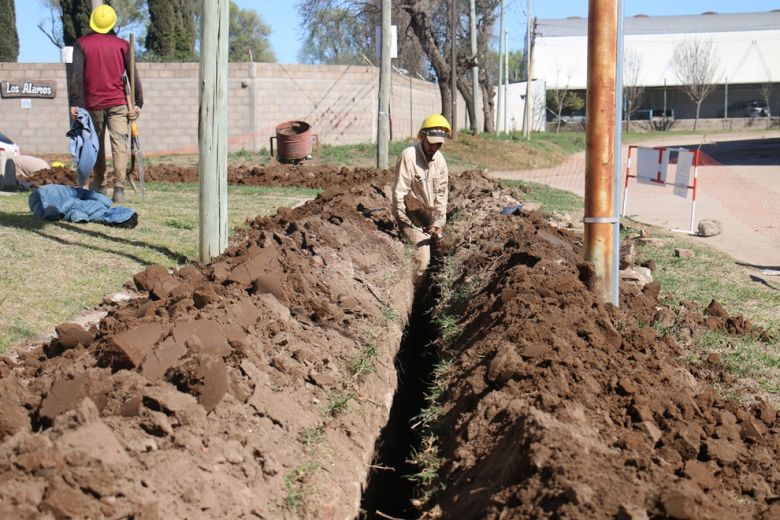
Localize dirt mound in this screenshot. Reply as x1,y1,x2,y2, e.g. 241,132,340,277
2,165,778,519
0,177,415,518
22,164,394,190
419,176,779,518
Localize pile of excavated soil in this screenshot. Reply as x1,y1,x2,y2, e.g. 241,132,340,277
0,174,417,518
2,163,778,519
22,164,393,190
416,173,779,519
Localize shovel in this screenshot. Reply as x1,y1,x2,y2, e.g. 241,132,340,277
127,34,145,200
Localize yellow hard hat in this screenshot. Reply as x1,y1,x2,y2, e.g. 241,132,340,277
51,161,64,168
90,5,117,34
418,114,451,141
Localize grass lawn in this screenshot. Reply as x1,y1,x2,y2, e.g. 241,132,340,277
0,182,317,351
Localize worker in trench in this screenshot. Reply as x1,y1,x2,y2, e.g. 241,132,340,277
392,114,451,284
68,4,143,203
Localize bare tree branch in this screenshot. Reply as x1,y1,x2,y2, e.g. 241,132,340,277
623,49,644,132
672,39,720,130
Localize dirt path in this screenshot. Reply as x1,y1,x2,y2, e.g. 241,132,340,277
490,130,780,270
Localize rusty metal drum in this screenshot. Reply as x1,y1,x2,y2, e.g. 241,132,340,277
270,121,312,163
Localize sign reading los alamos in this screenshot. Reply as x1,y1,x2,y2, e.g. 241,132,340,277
1,80,57,99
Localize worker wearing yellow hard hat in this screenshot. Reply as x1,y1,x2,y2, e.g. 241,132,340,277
392,114,452,283
68,4,143,204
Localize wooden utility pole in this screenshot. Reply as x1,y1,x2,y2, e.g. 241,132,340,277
198,0,229,263
496,0,504,135
504,28,508,133
469,0,480,133
584,0,619,303
523,1,533,139
377,0,391,168
450,0,458,139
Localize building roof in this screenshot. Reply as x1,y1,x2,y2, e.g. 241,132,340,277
538,11,780,38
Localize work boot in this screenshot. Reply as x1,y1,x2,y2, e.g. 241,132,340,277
91,185,107,196
112,186,125,203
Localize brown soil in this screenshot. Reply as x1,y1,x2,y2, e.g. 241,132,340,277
22,164,393,190
2,164,778,519
416,183,779,519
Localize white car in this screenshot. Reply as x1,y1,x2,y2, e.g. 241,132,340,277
0,132,20,156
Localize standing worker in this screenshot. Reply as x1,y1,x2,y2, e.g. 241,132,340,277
68,4,143,203
392,114,451,283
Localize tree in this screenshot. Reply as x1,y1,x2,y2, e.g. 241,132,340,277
623,49,644,132
0,0,19,61
229,1,275,62
146,0,196,61
297,0,503,134
760,81,772,119
298,6,371,65
545,67,583,134
37,0,147,49
672,39,719,131
60,0,91,46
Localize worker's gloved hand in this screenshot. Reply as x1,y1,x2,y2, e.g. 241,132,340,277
424,225,444,238
127,106,141,121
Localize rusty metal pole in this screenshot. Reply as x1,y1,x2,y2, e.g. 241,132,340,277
584,0,618,303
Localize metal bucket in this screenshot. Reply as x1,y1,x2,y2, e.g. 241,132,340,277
270,120,312,163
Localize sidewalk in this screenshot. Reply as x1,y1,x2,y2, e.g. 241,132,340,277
490,131,780,270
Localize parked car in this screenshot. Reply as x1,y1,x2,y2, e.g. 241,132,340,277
627,108,674,121
0,131,20,156
716,100,771,118
548,109,586,125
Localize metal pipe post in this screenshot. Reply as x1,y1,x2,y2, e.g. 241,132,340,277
584,0,618,303
611,0,625,307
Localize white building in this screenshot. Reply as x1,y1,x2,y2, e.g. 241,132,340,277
532,11,780,119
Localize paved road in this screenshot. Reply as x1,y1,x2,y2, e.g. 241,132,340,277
490,130,780,273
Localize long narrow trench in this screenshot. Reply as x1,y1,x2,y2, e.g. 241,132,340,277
359,280,439,519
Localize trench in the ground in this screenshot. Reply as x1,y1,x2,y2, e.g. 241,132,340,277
359,278,440,519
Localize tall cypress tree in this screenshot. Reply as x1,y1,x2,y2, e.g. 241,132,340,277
146,0,196,60
60,0,92,46
0,0,20,61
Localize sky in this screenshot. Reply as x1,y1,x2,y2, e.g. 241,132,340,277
13,1,780,64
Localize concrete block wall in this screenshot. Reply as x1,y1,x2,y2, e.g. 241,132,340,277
1,62,464,156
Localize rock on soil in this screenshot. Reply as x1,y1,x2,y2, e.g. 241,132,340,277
3,164,779,519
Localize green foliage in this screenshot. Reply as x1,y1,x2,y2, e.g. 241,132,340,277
60,0,91,46
229,1,275,62
298,7,371,65
145,0,196,61
546,89,585,117
501,179,584,213
324,388,351,417
0,0,19,61
36,0,146,49
283,462,320,510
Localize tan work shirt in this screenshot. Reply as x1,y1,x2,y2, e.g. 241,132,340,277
392,142,449,229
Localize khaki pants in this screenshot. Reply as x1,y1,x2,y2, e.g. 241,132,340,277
12,155,49,177
89,105,129,190
401,225,433,282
